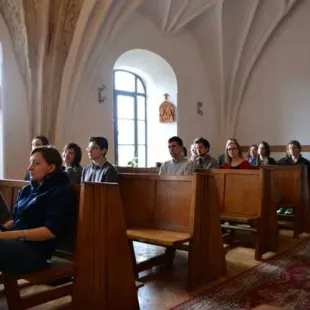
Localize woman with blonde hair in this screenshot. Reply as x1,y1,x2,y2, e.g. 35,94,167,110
222,139,251,169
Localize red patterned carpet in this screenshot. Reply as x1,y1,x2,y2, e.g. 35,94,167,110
172,241,310,310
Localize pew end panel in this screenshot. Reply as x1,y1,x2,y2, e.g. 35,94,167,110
187,172,227,291
73,182,139,310
263,166,310,237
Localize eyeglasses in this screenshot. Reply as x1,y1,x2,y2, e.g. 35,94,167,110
86,146,100,152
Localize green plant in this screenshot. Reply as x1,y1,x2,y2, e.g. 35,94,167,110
127,157,138,167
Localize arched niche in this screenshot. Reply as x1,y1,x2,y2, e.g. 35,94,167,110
114,49,178,166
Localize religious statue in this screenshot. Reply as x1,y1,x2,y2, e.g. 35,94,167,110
159,93,175,123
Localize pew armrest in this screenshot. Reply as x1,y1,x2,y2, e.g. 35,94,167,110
127,228,192,246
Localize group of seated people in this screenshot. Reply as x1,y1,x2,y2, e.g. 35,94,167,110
25,135,118,184
0,133,307,275
160,136,309,175
0,134,118,274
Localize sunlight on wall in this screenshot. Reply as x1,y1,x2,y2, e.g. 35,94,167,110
114,49,178,167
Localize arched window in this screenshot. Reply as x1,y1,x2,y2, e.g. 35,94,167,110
113,70,147,167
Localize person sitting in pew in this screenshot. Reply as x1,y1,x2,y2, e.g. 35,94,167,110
81,136,118,183
0,146,75,273
159,136,195,175
25,135,50,181
278,140,309,216
247,144,258,167
257,141,277,166
194,137,219,169
190,143,198,161
278,140,309,166
62,142,83,184
222,139,251,169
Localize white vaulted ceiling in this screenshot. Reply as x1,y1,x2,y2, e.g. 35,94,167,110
0,0,306,144
138,0,304,138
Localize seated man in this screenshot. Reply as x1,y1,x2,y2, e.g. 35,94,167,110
159,136,194,176
81,136,118,183
194,137,219,169
0,146,75,273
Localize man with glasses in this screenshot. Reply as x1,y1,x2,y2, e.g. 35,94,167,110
81,136,118,183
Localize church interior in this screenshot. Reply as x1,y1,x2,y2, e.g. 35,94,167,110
0,0,310,309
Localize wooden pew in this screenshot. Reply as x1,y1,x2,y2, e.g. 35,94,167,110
117,167,159,174
72,182,139,310
119,173,226,291
203,169,278,260
0,180,139,309
263,165,310,238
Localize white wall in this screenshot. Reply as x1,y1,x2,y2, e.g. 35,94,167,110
67,11,215,167
235,1,310,147
0,15,29,179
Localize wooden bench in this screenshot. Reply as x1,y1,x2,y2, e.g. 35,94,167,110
263,165,310,238
117,167,159,174
119,173,226,291
0,180,139,309
202,169,278,260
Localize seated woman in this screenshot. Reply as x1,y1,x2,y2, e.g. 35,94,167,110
25,135,50,181
222,139,251,169
257,141,277,166
62,143,83,184
247,144,258,167
0,146,75,273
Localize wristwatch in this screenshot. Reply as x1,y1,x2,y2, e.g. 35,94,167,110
20,230,26,241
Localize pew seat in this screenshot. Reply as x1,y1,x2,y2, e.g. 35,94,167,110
127,228,192,246
16,261,74,284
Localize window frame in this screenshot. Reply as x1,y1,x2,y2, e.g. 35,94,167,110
113,69,147,167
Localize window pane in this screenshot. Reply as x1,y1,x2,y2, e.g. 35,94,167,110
114,71,135,92
118,145,135,166
137,79,145,93
118,120,135,144
117,95,134,119
137,96,146,120
138,120,146,145
138,145,146,167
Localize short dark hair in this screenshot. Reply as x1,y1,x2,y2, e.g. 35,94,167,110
64,143,82,167
288,140,301,150
89,136,109,150
194,137,210,149
168,136,183,146
31,146,62,168
33,135,49,145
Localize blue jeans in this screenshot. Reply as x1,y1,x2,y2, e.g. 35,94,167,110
0,240,47,273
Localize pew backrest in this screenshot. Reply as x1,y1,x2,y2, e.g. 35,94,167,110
0,179,27,212
119,174,194,233
117,167,159,174
206,169,264,220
